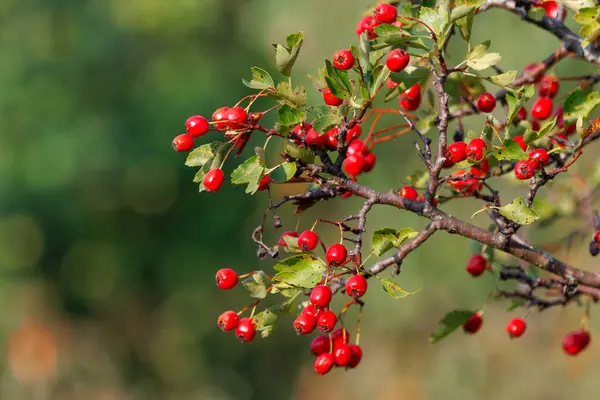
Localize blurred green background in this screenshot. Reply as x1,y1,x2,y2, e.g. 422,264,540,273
0,0,599,399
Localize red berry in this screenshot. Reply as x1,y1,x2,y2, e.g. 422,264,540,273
513,135,527,151
531,97,553,120
417,194,438,206
347,139,368,156
506,318,527,338
528,148,550,169
563,330,591,355
399,83,421,111
448,169,482,194
236,318,256,342
386,49,410,72
466,138,487,162
538,76,559,98
347,344,363,368
374,3,398,23
514,160,535,180
326,127,339,149
400,185,418,200
306,128,327,147
594,231,600,243
185,115,210,137
345,274,368,298
356,15,378,39
212,107,230,130
477,93,496,113
323,87,343,107
386,78,400,90
540,1,565,20
172,133,194,152
343,154,365,177
332,327,350,345
310,285,333,308
218,311,239,332
257,174,270,191
314,353,335,375
302,304,324,319
318,310,338,333
531,120,541,132
294,313,317,335
326,244,348,266
278,231,298,247
445,141,467,166
334,343,353,366
298,230,319,251
226,107,248,130
346,124,362,143
517,107,528,120
215,268,238,290
311,335,331,356
204,168,225,192
333,49,355,70
463,312,483,334
362,152,376,172
466,254,487,277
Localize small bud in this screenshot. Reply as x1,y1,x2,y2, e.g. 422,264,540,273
273,215,282,229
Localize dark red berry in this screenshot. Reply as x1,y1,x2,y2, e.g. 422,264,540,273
318,310,338,333
514,160,535,180
346,125,362,142
386,49,410,72
333,49,355,70
204,168,225,192
477,93,496,113
215,268,238,290
538,76,559,98
278,231,298,247
513,135,527,151
399,83,421,111
310,285,333,308
332,327,350,346
400,185,418,200
594,231,600,243
466,254,487,277
363,152,376,172
356,15,378,39
226,107,248,130
172,134,194,152
347,139,368,156
506,318,527,338
463,312,483,334
294,313,317,335
311,335,331,356
334,343,353,366
314,353,335,375
347,344,363,368
323,87,343,106
374,3,398,23
236,318,256,342
326,244,348,266
445,141,467,166
517,107,528,120
212,107,230,130
528,148,550,169
563,330,591,355
218,310,239,332
466,138,487,162
306,128,327,147
345,274,368,298
531,120,541,131
257,174,270,191
186,116,210,137
302,304,324,319
343,154,365,177
298,230,319,251
531,97,553,120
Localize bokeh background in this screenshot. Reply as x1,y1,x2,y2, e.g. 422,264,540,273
1,0,599,399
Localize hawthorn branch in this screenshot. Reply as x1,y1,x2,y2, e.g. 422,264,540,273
347,198,376,257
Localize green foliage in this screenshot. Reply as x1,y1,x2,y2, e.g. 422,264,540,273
274,32,304,77
573,6,600,47
243,67,275,90
231,155,265,194
372,228,419,256
430,310,477,343
241,271,270,299
493,139,528,161
497,197,540,225
563,88,600,124
272,255,326,289
379,278,420,299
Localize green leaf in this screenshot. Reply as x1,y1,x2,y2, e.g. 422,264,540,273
536,116,557,139
493,139,528,161
253,307,279,338
278,104,306,127
389,65,430,92
272,255,326,289
506,298,527,311
466,41,490,61
276,82,307,107
466,52,502,71
574,6,600,46
430,310,477,343
185,141,225,167
372,227,419,256
274,32,304,77
451,5,475,22
419,6,447,38
456,9,475,42
230,155,265,194
358,32,371,82
370,66,390,98
563,88,600,124
505,86,535,128
324,60,352,99
416,112,438,134
445,72,486,104
284,142,315,164
280,234,302,253
498,197,539,225
242,67,275,90
307,66,327,91
488,71,516,87
268,162,297,183
380,278,420,299
311,106,342,133
373,24,412,46
241,271,270,299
